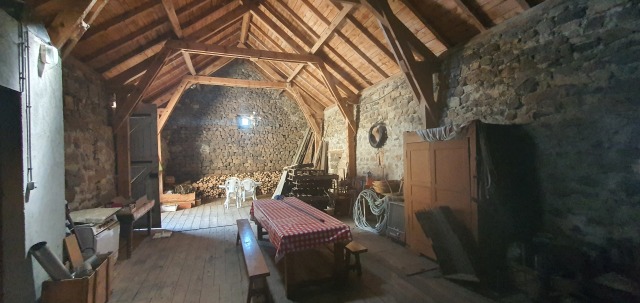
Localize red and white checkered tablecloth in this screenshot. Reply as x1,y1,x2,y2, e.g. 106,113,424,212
252,197,352,261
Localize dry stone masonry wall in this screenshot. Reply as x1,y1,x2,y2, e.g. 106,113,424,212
62,61,116,210
323,75,422,181
356,75,422,180
163,61,306,182
440,0,640,249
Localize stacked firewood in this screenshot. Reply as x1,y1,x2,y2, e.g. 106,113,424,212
191,171,282,199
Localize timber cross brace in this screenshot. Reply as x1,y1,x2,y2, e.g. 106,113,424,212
332,0,443,129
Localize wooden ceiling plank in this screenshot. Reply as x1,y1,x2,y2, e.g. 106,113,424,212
362,0,439,127
114,47,171,132
398,0,452,48
84,0,220,65
184,3,248,44
83,0,161,41
287,3,353,83
33,0,68,18
260,1,315,49
310,4,353,54
48,0,97,48
98,37,167,74
256,2,362,95
324,43,370,86
314,62,355,131
250,5,308,54
451,0,488,31
298,0,388,79
513,0,531,10
161,0,184,38
101,5,244,80
165,40,322,64
344,15,396,63
157,78,191,132
240,13,252,43
84,21,170,65
270,0,320,40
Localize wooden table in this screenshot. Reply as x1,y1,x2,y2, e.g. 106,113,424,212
115,199,155,259
251,197,352,298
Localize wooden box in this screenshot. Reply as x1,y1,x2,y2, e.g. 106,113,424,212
41,253,115,303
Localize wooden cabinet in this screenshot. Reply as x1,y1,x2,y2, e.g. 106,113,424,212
403,123,478,259
403,122,541,288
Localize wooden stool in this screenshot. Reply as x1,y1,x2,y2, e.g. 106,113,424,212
344,241,368,276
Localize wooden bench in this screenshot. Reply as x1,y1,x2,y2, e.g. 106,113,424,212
236,219,271,303
345,241,368,277
116,196,155,260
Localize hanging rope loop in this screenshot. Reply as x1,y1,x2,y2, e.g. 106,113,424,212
353,189,389,233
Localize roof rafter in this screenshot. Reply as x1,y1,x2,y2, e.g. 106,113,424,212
397,0,452,48
240,13,252,43
160,0,199,76
351,0,440,127
82,0,161,41
103,3,246,83
314,61,355,131
253,3,362,96
83,0,219,66
113,47,171,132
451,0,489,31
287,3,354,83
246,35,333,108
48,0,97,48
247,27,334,107
298,0,389,80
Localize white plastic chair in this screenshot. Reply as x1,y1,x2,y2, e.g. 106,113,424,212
241,178,259,203
223,177,241,209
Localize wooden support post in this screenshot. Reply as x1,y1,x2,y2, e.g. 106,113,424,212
116,118,131,198
346,120,356,179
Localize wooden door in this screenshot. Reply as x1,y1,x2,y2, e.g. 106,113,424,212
130,104,160,228
403,123,477,259
404,132,435,258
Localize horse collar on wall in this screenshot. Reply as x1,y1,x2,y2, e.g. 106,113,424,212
369,122,388,148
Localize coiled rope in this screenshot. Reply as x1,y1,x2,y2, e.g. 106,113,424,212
353,189,389,233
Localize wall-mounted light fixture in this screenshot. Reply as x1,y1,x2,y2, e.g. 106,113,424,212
237,114,252,129
111,93,117,108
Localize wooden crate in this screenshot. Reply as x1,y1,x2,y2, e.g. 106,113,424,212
41,252,115,303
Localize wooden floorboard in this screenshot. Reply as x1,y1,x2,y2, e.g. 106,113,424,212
110,198,496,303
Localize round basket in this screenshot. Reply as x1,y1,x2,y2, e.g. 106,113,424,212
371,180,401,194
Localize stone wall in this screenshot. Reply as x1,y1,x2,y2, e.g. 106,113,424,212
163,61,306,182
322,0,640,259
356,75,422,180
323,106,346,176
62,60,116,210
323,74,422,180
439,0,640,250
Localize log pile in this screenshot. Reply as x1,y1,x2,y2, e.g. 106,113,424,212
191,171,282,199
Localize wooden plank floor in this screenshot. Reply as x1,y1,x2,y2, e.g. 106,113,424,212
111,198,496,303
